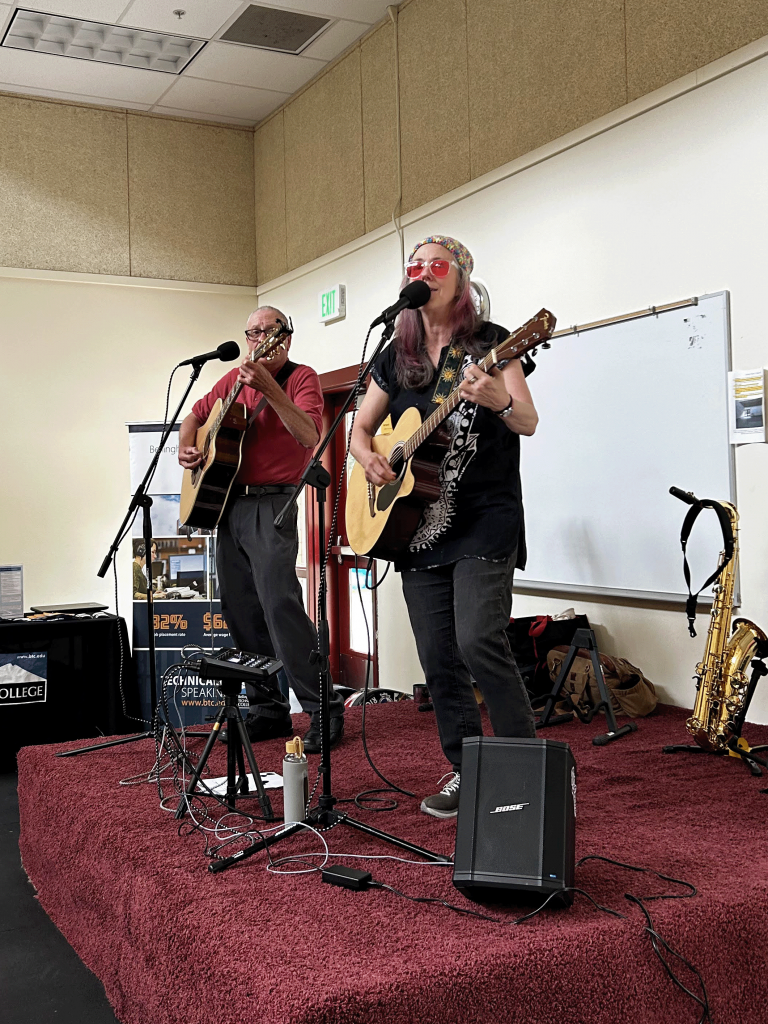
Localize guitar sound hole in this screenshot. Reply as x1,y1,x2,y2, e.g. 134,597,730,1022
376,450,407,513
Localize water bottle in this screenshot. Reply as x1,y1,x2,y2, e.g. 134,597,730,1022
282,737,308,824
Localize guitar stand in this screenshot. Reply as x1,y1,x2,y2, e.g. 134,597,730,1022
663,644,768,777
174,677,275,820
535,628,638,746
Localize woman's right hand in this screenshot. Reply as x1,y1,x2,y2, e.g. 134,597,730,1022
179,445,203,469
362,451,397,486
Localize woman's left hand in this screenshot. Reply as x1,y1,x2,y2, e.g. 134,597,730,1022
458,363,510,412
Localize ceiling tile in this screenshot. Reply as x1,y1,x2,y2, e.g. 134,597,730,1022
155,75,289,121
10,1,132,19
184,39,325,92
119,0,244,38
301,18,369,60
244,1,391,24
0,44,173,102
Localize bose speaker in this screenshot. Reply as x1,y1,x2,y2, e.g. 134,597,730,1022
453,737,576,905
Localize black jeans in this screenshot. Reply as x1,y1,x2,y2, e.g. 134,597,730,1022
216,494,343,720
401,554,535,771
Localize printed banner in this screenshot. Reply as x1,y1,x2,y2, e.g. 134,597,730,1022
133,601,233,650
133,651,248,726
0,652,47,707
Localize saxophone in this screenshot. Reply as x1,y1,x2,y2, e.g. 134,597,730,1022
686,500,767,751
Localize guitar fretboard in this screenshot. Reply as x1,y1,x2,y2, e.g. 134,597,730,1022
399,326,539,463
206,326,289,442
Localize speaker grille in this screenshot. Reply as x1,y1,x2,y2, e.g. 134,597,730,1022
454,737,576,901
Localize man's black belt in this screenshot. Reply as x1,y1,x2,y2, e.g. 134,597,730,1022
232,484,295,497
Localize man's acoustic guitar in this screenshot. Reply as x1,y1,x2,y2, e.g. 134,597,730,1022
179,320,293,530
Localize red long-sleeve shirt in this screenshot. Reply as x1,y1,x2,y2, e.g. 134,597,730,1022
192,363,323,485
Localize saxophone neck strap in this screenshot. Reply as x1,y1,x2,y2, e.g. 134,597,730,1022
680,500,735,638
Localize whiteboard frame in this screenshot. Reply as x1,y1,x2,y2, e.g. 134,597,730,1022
515,290,736,605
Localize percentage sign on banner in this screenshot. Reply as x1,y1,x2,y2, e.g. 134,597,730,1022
170,613,187,629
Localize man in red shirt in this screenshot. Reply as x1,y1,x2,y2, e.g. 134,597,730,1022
178,305,344,751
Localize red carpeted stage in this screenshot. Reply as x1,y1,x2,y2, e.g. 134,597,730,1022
16,702,768,1024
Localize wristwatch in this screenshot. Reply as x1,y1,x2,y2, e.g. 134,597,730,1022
496,395,513,418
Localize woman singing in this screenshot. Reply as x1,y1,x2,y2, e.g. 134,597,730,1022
350,235,538,818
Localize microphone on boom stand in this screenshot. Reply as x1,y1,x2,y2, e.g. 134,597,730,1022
178,340,240,367
370,280,431,327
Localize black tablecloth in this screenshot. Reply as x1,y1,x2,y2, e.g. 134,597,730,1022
0,615,139,768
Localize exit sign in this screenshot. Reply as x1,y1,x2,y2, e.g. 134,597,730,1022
319,284,346,324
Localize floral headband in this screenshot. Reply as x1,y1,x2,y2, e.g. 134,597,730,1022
408,235,474,276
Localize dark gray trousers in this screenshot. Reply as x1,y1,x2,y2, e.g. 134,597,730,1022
216,494,343,720
401,553,535,771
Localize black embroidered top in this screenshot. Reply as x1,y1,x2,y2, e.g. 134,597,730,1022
371,321,527,572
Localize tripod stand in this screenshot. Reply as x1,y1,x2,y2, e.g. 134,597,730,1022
58,360,210,759
535,628,638,746
174,674,275,820
210,319,451,874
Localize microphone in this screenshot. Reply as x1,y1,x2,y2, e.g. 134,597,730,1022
370,280,431,327
178,340,240,368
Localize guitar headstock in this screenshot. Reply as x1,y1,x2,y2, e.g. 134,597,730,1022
487,309,557,367
248,317,294,363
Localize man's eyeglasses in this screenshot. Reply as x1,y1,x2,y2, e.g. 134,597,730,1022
405,258,458,280
244,326,278,341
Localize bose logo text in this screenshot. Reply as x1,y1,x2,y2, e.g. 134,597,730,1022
490,802,529,814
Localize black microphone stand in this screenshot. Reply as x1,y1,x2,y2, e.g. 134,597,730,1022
209,318,451,873
58,359,210,758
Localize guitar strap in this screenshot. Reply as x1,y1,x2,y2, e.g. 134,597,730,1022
247,359,299,426
426,341,465,415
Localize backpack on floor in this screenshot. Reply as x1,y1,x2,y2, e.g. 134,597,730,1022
546,646,658,717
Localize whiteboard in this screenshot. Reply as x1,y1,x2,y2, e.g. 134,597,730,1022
516,291,733,601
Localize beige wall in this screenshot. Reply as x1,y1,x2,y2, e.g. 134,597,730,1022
254,0,768,284
0,271,256,615
3,2,768,288
0,94,256,287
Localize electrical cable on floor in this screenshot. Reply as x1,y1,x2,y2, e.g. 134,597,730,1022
354,853,712,1022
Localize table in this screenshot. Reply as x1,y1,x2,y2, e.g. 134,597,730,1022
0,614,138,768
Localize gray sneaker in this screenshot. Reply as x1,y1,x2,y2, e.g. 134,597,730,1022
420,772,460,819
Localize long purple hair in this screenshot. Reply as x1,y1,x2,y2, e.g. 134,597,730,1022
393,263,482,390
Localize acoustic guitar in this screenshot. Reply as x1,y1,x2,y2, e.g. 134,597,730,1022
179,321,293,529
345,309,556,561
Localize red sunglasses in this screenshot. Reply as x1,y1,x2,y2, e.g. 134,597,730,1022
405,258,458,279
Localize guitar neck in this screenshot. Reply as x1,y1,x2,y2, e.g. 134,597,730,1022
401,347,500,461
208,346,262,441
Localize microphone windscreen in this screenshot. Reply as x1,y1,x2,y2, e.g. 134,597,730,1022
400,280,431,309
217,340,241,361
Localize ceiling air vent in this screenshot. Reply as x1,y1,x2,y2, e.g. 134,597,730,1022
221,4,330,54
1,8,205,73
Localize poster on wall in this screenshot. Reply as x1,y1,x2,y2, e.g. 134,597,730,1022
128,422,233,724
728,368,766,444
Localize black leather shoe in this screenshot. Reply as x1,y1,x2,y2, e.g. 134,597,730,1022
219,713,292,745
302,715,344,754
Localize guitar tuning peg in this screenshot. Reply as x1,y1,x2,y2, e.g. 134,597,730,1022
542,341,551,349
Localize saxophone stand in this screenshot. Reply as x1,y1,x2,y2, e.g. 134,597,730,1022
663,639,768,777
209,310,451,874
535,628,638,746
